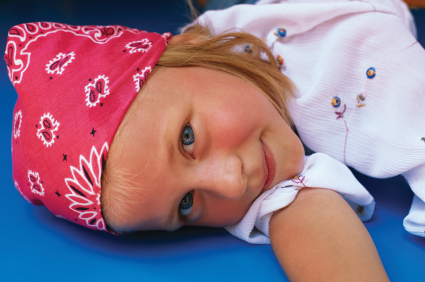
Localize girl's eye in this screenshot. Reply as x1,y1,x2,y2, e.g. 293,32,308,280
179,192,193,217
181,124,194,154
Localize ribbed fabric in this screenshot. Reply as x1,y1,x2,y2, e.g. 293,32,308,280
190,0,425,243
403,164,425,236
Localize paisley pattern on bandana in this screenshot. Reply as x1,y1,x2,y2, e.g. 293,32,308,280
162,32,172,45
4,22,147,85
25,23,40,34
4,41,22,85
125,39,152,54
64,143,108,231
81,25,125,42
133,66,152,92
13,110,22,139
37,113,59,147
28,170,44,196
46,52,75,75
85,75,110,107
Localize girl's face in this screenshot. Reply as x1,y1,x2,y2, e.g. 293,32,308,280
103,66,304,232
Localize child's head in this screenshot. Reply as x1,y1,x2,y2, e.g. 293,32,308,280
101,24,305,233
7,21,304,235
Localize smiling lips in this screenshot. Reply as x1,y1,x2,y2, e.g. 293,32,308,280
261,142,276,193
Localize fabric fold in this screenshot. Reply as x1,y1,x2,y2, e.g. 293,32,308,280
225,153,375,244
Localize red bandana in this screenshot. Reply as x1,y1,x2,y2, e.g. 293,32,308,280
5,22,171,234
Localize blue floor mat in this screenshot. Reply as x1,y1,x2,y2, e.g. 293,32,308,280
1,1,424,281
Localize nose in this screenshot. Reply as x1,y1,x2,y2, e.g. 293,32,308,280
196,153,247,200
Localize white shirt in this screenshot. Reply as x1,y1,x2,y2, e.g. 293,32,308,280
189,0,425,243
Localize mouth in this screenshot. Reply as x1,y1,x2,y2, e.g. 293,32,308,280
261,141,276,193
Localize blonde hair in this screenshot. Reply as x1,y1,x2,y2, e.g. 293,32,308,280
157,26,295,126
101,14,296,233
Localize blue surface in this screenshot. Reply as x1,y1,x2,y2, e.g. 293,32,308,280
1,1,425,281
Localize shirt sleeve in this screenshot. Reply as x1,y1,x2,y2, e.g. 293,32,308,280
225,153,375,244
403,164,425,237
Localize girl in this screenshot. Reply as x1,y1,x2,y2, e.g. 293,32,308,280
6,0,423,280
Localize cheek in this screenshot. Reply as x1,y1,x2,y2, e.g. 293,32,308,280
206,200,251,227
205,100,267,148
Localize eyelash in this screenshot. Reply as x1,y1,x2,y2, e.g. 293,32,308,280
180,123,195,157
178,191,193,223
178,123,195,223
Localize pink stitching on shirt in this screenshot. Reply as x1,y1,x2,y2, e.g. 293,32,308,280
355,0,376,12
399,41,419,53
291,175,306,187
356,92,367,108
332,97,349,165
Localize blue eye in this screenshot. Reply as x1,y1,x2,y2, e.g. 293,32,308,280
181,124,194,145
179,192,193,217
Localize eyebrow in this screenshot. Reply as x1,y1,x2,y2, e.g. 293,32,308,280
165,108,179,165
167,134,175,164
